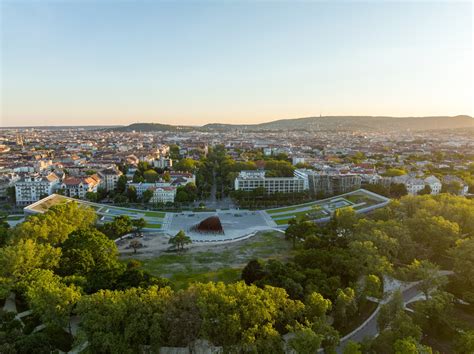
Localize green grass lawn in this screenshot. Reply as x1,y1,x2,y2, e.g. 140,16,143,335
274,218,292,225
143,211,166,218
6,215,24,221
145,223,161,229
139,231,292,289
271,209,311,220
266,205,308,214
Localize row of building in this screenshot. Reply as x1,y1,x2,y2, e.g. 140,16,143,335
234,169,362,196
233,169,469,197
13,167,196,206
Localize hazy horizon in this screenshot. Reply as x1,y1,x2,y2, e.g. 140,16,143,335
1,1,473,127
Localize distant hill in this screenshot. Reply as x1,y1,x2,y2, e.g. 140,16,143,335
112,123,193,132
254,115,474,131
113,115,474,132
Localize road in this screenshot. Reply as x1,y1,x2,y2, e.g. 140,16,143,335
336,282,422,352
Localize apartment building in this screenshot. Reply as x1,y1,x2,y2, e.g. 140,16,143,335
15,172,60,205
234,170,306,194
424,175,442,195
59,174,101,199
127,182,177,203
392,175,425,195
152,156,173,169
98,168,123,192
294,169,362,196
443,175,469,195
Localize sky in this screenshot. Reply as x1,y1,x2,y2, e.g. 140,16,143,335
0,0,473,127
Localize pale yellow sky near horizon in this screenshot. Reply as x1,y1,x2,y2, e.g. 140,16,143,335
1,1,473,127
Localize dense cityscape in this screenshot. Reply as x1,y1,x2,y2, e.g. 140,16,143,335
1,120,474,353
1,1,473,353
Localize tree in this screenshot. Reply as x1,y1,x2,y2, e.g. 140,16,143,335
168,230,192,252
85,191,98,202
285,217,317,248
100,215,133,239
383,168,407,177
126,185,138,202
13,202,96,244
363,274,382,298
418,185,432,195
413,291,454,336
174,158,198,172
144,169,159,182
305,292,332,322
25,269,81,333
58,228,122,291
132,170,145,183
390,183,408,198
241,259,265,285
288,327,323,354
343,341,362,354
132,218,146,236
393,337,432,354
378,290,404,331
333,287,357,328
401,259,447,299
329,207,358,237
76,286,173,353
448,238,474,299
129,239,143,254
142,189,154,203
0,239,61,282
117,175,128,193
455,330,474,354
175,189,189,203
6,186,16,203
0,218,10,247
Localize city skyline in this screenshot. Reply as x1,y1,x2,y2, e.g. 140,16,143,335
1,1,473,127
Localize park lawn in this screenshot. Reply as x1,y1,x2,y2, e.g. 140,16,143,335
271,209,311,220
145,223,161,229
266,205,308,214
144,210,166,218
275,218,292,225
6,215,24,221
140,231,293,289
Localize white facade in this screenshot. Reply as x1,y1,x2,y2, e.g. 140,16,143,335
15,173,60,205
60,175,101,199
127,182,177,203
424,175,442,195
405,177,425,195
234,170,306,194
152,157,173,169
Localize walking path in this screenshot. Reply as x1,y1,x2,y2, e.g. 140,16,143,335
336,271,453,352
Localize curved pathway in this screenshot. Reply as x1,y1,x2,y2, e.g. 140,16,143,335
336,271,453,352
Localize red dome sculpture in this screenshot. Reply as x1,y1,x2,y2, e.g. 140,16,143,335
191,216,224,234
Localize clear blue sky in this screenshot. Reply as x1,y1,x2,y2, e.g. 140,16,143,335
1,0,472,127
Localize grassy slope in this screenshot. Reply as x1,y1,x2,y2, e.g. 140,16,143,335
140,231,292,289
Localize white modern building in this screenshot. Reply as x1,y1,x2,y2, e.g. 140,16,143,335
234,170,306,194
15,172,61,205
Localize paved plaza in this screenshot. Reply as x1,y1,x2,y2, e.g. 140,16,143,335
167,210,275,242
